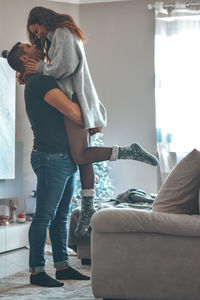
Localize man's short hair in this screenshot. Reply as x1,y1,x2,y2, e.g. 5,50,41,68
7,42,25,74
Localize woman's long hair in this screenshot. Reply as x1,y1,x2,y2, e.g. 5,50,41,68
27,6,86,56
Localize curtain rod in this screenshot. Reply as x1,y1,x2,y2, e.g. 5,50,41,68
147,2,200,9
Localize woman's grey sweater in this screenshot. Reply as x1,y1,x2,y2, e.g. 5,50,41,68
36,27,107,129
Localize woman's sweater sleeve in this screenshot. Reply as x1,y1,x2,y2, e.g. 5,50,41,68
36,28,79,80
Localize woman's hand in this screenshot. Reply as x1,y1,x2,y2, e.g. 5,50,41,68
17,72,24,85
89,127,103,136
24,58,39,74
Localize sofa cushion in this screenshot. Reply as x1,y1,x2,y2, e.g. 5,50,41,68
91,208,200,237
152,149,200,214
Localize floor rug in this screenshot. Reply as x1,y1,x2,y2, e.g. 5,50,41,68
0,253,101,300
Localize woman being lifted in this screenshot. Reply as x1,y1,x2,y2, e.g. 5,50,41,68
25,6,159,238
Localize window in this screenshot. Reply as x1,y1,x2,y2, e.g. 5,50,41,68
155,9,200,154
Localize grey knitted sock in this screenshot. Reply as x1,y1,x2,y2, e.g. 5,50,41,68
75,189,96,238
118,143,159,166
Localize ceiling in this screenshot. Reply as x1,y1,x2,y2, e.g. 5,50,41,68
48,0,131,4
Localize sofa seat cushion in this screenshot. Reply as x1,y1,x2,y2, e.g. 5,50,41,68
91,208,200,237
153,149,200,214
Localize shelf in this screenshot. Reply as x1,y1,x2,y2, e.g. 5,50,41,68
0,222,31,253
0,222,30,228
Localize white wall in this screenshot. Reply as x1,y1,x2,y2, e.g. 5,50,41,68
0,0,157,211
80,0,157,195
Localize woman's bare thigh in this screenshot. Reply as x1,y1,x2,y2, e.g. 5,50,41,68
64,117,89,161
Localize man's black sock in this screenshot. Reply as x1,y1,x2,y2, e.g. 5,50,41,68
30,272,64,287
56,266,90,280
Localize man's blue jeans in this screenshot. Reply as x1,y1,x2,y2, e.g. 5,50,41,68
29,151,77,273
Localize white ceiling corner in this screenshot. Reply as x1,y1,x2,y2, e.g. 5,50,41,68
48,0,132,4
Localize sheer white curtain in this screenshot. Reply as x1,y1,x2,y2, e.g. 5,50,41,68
155,1,200,179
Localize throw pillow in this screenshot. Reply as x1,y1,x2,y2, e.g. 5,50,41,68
152,149,200,214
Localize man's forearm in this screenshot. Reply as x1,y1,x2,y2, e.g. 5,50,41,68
44,88,84,127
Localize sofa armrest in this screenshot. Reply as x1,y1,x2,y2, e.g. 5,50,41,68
91,208,200,237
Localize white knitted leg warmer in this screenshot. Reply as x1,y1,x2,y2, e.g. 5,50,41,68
81,189,96,198
110,145,119,161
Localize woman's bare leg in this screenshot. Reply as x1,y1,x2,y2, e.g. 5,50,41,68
64,118,159,166
64,118,100,237
64,118,112,165
64,117,159,237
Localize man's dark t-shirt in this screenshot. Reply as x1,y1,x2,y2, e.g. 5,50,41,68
24,74,69,153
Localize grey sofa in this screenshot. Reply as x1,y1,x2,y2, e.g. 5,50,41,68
68,203,152,263
90,149,200,300
91,208,200,300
